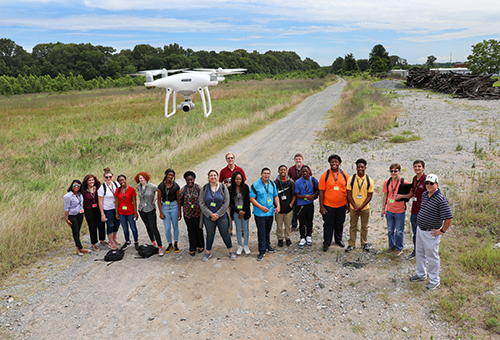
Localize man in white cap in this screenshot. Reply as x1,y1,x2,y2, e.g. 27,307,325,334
409,174,453,290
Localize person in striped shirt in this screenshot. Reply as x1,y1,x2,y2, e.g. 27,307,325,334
409,174,453,290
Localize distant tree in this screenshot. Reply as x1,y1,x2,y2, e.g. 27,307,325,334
389,55,408,69
341,53,359,74
357,59,370,72
369,44,391,72
426,55,437,68
0,38,33,76
467,39,500,74
330,56,344,74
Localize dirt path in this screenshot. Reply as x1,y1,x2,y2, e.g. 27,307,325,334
2,84,499,339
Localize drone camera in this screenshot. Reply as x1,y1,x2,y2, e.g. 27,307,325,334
178,101,195,112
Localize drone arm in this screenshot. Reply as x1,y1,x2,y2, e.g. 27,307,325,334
165,89,177,118
198,86,212,118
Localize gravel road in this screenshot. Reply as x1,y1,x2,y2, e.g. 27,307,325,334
1,82,499,339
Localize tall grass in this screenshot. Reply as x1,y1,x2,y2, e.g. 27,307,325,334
321,80,398,143
0,77,333,279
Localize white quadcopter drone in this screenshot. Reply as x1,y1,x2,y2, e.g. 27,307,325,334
132,68,246,118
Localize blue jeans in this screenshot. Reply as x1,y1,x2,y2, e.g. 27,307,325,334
410,213,418,251
386,210,405,251
204,215,232,251
104,209,120,235
255,215,273,254
120,214,138,243
161,201,179,244
233,212,249,247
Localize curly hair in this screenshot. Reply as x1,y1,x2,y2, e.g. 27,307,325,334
82,174,101,193
134,171,151,184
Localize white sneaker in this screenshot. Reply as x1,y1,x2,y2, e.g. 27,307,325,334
306,236,312,246
299,238,306,249
236,246,243,255
244,245,251,255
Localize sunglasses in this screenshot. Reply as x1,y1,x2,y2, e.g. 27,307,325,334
390,170,399,173
424,181,435,185
73,184,81,187
105,175,113,179
226,157,234,160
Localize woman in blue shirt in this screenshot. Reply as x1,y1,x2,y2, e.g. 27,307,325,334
199,169,235,262
63,179,91,256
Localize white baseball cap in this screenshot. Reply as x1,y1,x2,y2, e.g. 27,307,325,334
426,174,439,184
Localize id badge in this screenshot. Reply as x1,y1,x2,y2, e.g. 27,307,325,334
281,195,287,200
210,202,216,207
191,205,194,209
122,206,128,210
92,203,97,208
334,186,339,191
389,199,395,203
79,209,84,214
165,201,171,205
357,195,363,199
237,205,243,209
267,198,272,203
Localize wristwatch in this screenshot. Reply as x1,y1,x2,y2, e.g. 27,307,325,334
440,227,446,234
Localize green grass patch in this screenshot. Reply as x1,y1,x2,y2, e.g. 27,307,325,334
321,80,398,143
389,133,421,143
0,76,334,281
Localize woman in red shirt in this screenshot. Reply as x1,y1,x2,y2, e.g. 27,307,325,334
115,174,139,250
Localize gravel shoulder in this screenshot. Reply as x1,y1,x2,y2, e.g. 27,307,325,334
1,82,499,339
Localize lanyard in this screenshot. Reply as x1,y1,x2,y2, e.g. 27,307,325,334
356,176,365,191
210,185,218,203
75,193,82,206
332,170,339,185
390,178,400,197
302,177,310,193
414,176,424,194
120,186,128,203
263,181,269,197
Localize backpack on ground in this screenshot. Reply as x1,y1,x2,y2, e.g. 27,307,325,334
95,248,125,266
136,244,158,258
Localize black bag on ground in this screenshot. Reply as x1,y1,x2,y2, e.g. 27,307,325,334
136,244,158,258
104,249,124,261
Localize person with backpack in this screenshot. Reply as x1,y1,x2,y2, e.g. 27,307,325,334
179,171,205,257
114,174,139,250
249,167,281,261
229,171,252,255
288,153,312,231
135,171,164,256
274,165,296,247
64,179,91,256
381,163,410,256
345,159,374,253
319,154,350,252
98,167,121,249
294,165,319,249
157,169,182,254
199,169,235,261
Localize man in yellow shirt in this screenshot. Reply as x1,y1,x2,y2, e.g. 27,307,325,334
346,159,374,252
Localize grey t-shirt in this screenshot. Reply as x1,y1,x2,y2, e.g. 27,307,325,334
136,182,157,213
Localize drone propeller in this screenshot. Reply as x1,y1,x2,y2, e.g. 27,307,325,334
193,68,246,75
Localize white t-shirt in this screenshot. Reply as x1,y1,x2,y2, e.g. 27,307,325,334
97,181,119,210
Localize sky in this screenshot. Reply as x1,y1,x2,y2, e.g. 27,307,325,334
1,0,499,66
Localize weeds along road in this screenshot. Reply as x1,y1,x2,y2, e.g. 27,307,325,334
193,78,346,182
2,79,346,340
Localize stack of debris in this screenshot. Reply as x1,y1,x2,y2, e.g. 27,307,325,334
405,67,500,100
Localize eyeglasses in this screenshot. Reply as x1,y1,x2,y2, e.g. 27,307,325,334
72,184,81,187
105,175,112,179
226,157,234,160
390,170,399,173
424,182,435,185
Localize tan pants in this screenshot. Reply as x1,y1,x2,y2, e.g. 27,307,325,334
275,210,293,240
349,209,370,247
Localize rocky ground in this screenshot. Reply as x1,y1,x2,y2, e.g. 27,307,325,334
1,82,499,339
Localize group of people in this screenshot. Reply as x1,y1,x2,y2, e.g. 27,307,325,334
63,153,452,289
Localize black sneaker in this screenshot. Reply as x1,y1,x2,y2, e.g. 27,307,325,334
345,246,354,253
121,241,132,250
267,247,276,253
286,239,292,247
406,251,416,260
174,244,180,253
322,245,329,252
165,244,173,253
278,240,284,247
257,253,265,261
134,242,139,251
362,244,370,252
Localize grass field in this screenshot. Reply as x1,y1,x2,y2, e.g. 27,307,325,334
0,76,333,279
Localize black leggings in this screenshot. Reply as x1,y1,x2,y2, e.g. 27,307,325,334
84,207,106,244
139,210,163,247
68,213,84,249
297,203,314,239
185,216,204,252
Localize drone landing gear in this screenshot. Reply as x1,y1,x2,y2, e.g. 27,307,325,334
164,88,176,118
163,87,213,118
198,86,212,118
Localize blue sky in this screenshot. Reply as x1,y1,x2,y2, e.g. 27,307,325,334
1,0,499,66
